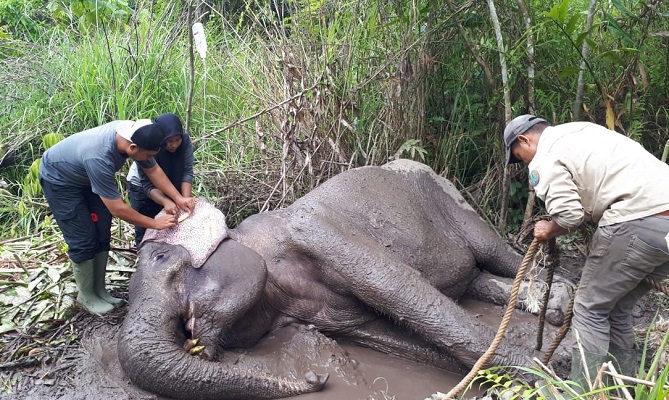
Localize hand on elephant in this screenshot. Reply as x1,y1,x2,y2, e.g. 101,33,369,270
153,212,177,230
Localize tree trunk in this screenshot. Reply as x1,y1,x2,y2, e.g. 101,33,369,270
487,0,511,232
186,0,195,132
444,0,495,88
573,0,598,119
517,0,538,236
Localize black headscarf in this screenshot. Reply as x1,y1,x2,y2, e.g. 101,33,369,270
153,113,188,190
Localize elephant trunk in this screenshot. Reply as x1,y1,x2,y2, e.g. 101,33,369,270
118,301,327,400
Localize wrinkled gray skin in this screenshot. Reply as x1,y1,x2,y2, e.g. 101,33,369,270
118,159,569,400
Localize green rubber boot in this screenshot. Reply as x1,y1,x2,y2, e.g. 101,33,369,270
72,259,114,314
93,251,124,306
569,347,610,395
609,346,639,377
609,346,639,396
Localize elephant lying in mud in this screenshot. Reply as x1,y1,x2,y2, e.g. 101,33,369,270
118,159,571,400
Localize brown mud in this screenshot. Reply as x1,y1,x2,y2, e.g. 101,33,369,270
1,253,666,400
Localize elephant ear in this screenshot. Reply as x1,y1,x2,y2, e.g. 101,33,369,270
142,197,228,268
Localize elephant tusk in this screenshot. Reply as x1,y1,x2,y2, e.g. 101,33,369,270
182,338,199,352
188,345,205,356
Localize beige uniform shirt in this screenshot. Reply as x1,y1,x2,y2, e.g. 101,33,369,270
528,122,669,229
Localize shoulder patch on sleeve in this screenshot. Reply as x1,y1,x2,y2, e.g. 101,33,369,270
529,170,541,187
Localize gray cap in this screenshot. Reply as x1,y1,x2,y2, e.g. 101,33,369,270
503,114,549,164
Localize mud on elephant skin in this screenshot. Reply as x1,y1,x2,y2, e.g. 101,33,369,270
118,159,573,400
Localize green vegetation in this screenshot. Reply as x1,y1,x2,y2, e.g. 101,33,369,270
468,317,669,399
0,0,666,237
0,0,668,397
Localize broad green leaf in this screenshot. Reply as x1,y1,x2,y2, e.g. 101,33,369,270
575,22,599,48
600,50,627,67
603,13,635,47
611,0,632,16
28,159,40,179
544,0,570,25
71,1,85,18
585,37,599,50
42,133,63,150
558,66,582,78
565,14,581,35
575,31,588,48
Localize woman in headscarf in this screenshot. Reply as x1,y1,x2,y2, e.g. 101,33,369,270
127,113,195,248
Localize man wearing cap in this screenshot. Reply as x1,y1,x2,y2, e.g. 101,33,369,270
39,119,196,315
503,115,669,391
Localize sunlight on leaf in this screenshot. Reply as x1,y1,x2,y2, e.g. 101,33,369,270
46,264,61,283
544,0,570,25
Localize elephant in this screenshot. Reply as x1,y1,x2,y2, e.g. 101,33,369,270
117,159,571,400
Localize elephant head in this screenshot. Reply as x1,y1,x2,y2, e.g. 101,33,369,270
117,239,328,399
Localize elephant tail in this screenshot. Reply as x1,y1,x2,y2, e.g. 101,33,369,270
117,306,328,400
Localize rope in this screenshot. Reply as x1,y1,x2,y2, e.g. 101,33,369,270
541,295,574,365
441,236,669,400
535,239,558,351
540,275,668,364
644,276,669,296
441,238,541,400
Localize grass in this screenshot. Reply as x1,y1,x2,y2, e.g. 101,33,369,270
2,1,669,396
464,317,669,400
0,218,136,336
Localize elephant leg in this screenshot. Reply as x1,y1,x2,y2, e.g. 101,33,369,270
338,319,468,374
466,271,573,326
297,222,538,371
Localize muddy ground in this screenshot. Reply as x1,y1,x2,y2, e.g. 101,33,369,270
0,251,667,400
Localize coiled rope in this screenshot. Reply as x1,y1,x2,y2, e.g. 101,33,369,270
441,238,541,400
539,271,669,365
441,237,669,400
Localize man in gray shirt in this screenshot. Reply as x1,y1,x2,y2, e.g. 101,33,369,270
39,119,196,315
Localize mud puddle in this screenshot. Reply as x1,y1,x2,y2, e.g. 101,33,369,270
2,298,568,400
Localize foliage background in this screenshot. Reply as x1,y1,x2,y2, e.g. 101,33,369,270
1,0,668,235
0,0,668,396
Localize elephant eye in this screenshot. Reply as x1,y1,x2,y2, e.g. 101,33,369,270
154,254,164,261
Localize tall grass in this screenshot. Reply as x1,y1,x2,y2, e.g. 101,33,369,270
1,0,668,236
467,317,669,399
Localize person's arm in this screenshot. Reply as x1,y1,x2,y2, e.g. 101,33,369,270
84,157,177,228
181,181,192,197
142,163,195,213
147,188,177,214
180,135,194,198
531,156,584,241
100,197,177,229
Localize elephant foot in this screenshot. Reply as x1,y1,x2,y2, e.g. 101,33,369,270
304,370,329,389
467,271,574,326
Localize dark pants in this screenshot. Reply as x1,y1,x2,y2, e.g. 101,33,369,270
127,183,162,248
40,178,112,263
572,214,669,354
